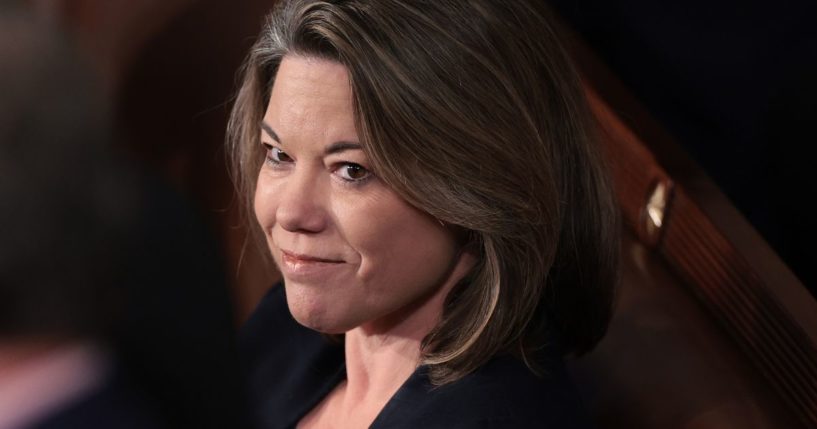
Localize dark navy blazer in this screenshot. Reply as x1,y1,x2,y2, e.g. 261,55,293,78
240,284,593,428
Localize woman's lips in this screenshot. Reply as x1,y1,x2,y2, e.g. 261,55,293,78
281,250,342,263
280,250,345,282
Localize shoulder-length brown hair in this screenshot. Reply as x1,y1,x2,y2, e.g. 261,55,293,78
227,0,619,385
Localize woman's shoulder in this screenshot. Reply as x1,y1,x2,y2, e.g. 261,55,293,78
238,286,593,428
375,354,594,429
238,284,345,429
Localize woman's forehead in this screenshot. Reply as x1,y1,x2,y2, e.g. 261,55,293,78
273,55,351,102
263,56,359,146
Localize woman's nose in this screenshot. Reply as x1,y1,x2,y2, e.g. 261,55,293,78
274,168,328,234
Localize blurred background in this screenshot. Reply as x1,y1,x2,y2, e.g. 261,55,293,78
548,0,816,291
4,0,815,428
19,0,811,314
24,0,281,323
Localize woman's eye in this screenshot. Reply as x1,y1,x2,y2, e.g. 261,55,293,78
336,163,371,182
264,145,293,164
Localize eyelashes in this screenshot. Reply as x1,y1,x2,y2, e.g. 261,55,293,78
263,144,293,164
261,142,373,185
335,163,371,182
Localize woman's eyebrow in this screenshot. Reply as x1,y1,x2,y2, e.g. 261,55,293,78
325,141,362,155
261,122,280,143
262,121,360,154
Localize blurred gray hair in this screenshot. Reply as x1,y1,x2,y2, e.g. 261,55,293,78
0,7,138,338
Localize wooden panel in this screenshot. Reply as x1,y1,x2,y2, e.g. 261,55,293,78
570,232,801,428
565,24,817,429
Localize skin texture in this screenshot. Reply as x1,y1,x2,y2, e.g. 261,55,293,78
254,55,475,427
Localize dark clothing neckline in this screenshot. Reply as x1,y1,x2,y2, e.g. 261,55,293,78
240,284,594,428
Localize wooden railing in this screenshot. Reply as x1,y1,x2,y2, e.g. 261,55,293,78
569,29,817,428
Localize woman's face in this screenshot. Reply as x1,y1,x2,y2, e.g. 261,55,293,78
254,55,470,334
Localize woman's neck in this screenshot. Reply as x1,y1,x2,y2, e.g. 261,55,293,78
311,294,441,429
299,296,442,429
342,300,438,406
299,251,477,428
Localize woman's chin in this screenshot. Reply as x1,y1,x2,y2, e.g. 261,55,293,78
283,279,363,334
286,300,355,334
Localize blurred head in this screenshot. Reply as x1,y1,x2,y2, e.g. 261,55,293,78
0,7,136,341
228,0,619,384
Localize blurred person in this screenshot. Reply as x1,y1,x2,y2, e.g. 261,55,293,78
228,0,619,427
0,7,164,429
1,6,247,429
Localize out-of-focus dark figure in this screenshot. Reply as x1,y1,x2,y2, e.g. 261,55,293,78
0,6,247,429
548,0,817,292
0,7,165,429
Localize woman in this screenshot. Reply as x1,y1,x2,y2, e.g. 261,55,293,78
228,0,619,427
